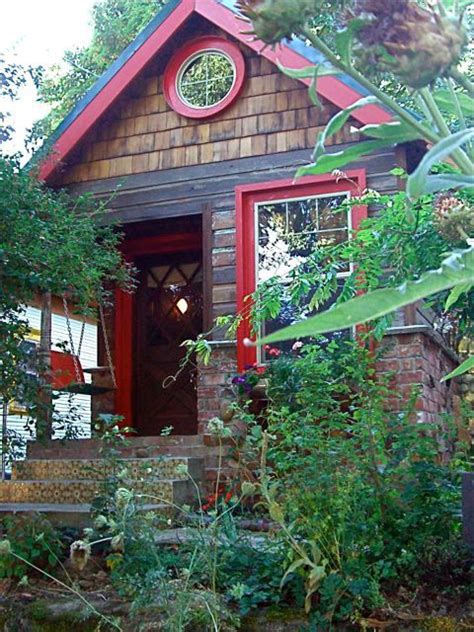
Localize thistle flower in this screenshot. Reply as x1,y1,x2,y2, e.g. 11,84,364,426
115,487,134,510
69,540,91,571
434,194,473,243
350,0,466,88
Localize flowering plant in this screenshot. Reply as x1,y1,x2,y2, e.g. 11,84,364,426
201,484,237,513
231,363,266,397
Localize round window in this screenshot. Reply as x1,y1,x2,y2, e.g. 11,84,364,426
163,37,245,119
178,51,235,109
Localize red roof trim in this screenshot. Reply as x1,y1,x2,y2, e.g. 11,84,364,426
39,0,391,182
195,0,391,125
39,0,195,182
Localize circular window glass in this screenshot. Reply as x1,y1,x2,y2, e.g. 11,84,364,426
177,51,236,109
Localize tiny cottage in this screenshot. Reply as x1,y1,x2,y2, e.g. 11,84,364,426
1,0,458,513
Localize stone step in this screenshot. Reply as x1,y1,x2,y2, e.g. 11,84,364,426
27,435,205,460
25,443,228,462
0,503,171,529
12,456,203,482
0,478,195,505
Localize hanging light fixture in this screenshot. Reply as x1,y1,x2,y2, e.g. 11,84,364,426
176,297,189,314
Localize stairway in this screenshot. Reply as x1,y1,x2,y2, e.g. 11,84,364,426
0,436,210,527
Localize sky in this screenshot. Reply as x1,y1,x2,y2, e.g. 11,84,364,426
1,0,97,155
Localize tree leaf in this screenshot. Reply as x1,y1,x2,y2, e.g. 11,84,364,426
276,62,340,79
312,95,380,161
335,19,368,66
407,128,474,200
256,248,474,344
433,89,474,118
441,355,474,382
297,139,392,178
445,282,472,310
308,68,322,109
422,173,474,195
360,120,421,143
280,557,307,588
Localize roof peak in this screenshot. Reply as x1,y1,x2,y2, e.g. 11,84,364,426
35,0,391,182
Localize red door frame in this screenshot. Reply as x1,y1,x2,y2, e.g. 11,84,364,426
115,231,202,427
235,169,367,370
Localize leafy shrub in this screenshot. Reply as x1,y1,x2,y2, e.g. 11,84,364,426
0,513,64,578
248,339,471,624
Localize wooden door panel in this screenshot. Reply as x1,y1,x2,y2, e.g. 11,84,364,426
134,252,202,435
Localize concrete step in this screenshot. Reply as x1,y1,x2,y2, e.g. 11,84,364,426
12,456,203,482
0,503,171,528
0,478,195,505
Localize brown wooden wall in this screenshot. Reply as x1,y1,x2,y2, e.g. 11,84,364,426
58,17,404,333
58,20,356,186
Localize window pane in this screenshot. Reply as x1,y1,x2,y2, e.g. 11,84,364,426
179,52,235,108
287,198,318,234
261,279,350,361
256,192,350,361
318,195,348,230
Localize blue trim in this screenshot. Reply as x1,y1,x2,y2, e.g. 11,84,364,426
222,0,373,98
29,0,182,167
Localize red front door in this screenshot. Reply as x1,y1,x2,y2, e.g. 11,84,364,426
113,229,203,433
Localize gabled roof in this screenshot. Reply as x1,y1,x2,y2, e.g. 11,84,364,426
36,0,392,182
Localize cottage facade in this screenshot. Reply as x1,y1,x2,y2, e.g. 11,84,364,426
38,0,457,439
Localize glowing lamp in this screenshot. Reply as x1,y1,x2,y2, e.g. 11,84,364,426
176,298,189,314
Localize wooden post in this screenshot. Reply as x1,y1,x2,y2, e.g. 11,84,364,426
1,401,7,481
37,291,52,441
462,472,474,550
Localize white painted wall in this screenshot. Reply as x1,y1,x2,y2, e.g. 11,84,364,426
2,306,97,461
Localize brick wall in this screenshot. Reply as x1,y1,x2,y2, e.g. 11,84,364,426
376,328,458,423
196,342,238,434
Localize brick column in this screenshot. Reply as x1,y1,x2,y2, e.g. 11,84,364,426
196,341,237,434
376,326,459,423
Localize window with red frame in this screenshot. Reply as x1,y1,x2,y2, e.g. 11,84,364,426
163,37,245,119
236,171,367,368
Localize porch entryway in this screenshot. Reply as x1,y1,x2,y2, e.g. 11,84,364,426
113,216,204,434
134,251,203,436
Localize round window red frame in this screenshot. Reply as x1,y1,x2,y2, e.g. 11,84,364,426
163,36,245,119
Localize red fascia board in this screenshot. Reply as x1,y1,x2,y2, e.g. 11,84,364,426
195,0,392,125
39,0,196,183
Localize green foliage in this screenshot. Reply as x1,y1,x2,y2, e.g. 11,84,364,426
258,246,474,345
248,340,472,623
0,55,40,144
251,187,472,350
243,0,474,357
28,0,165,148
407,129,474,199
0,154,134,437
0,514,64,579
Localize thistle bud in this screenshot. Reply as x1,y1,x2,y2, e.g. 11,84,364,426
351,1,466,88
434,194,473,243
111,533,124,553
69,540,91,572
237,0,323,46
0,539,11,557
